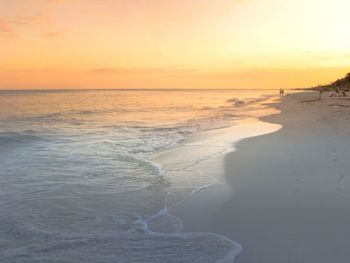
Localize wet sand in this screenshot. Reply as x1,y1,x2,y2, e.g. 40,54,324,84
173,92,350,263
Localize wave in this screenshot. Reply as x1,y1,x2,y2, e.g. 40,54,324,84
0,91,277,262
227,95,272,107
1,230,242,263
0,131,43,146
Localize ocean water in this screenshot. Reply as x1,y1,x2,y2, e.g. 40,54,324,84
0,89,276,263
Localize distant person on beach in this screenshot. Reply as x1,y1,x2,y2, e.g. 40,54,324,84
319,90,323,100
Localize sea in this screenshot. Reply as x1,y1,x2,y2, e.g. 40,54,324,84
0,89,278,263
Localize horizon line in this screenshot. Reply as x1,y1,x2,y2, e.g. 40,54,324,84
0,87,296,92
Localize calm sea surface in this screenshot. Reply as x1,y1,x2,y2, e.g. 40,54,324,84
0,89,276,262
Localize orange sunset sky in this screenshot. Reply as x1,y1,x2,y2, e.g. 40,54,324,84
1,0,350,89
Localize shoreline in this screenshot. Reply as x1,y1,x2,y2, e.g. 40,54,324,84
173,91,350,262
153,95,281,262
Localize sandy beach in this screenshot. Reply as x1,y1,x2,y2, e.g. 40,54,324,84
3,1,350,262
173,91,350,263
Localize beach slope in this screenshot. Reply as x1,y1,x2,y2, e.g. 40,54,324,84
174,92,350,263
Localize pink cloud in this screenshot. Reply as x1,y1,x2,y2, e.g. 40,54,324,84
42,30,65,38
1,14,65,39
0,19,17,38
89,66,199,75
13,14,52,27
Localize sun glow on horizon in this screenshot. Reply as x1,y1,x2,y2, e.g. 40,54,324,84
1,0,350,89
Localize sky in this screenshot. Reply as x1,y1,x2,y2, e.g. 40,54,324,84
1,0,350,89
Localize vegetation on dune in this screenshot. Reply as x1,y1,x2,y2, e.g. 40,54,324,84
330,73,350,91
312,72,350,91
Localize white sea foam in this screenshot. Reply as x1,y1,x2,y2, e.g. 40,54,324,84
0,89,278,262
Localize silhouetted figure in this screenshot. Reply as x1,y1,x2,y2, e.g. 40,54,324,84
319,90,323,100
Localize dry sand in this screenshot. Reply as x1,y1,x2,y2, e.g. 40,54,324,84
173,92,350,263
